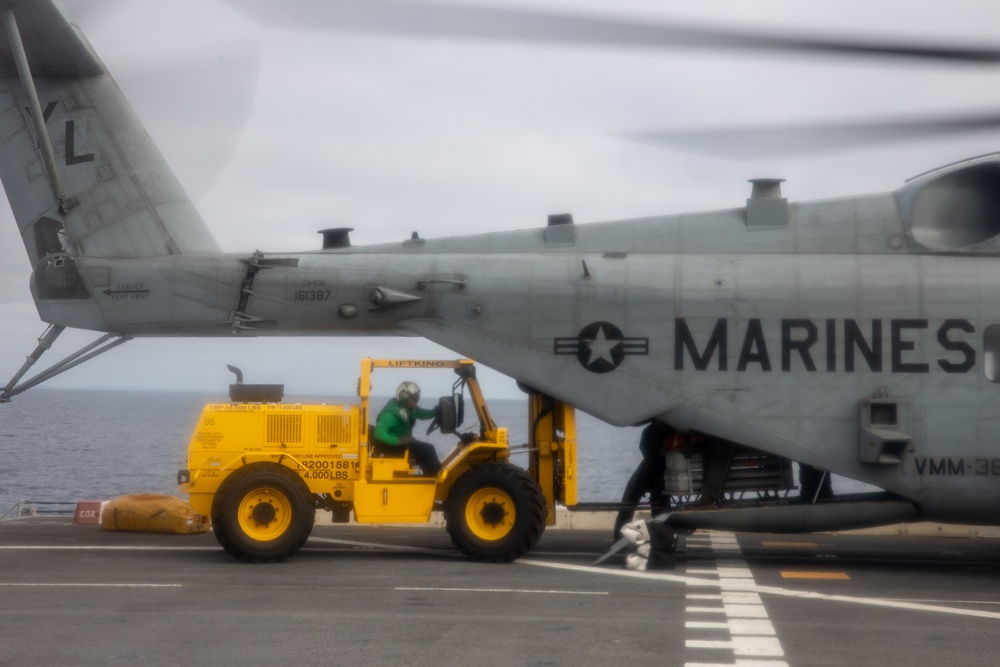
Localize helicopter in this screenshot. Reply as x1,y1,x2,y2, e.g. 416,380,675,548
4,0,1000,537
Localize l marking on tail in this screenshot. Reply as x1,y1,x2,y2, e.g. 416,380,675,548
28,100,96,166
64,119,94,165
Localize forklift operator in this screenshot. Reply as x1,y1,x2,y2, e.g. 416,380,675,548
373,381,442,476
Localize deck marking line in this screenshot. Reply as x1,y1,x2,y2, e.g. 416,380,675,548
518,559,1000,620
306,536,457,555
394,586,607,596
887,599,1000,606
717,567,754,578
727,619,777,636
782,590,1000,619
687,640,735,650
761,541,817,548
780,571,850,580
0,546,218,551
519,559,720,586
0,582,183,588
723,604,770,619
688,636,784,657
687,638,784,656
685,620,777,636
684,537,787,664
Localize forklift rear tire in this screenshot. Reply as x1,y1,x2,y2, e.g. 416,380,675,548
211,463,316,563
445,462,545,562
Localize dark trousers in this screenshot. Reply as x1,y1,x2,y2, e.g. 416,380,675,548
614,460,671,538
799,464,832,502
406,440,442,476
701,440,736,500
614,422,673,538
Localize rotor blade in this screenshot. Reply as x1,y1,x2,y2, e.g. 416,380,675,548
66,0,262,200
114,45,261,200
626,112,1000,160
224,0,1000,64
63,0,127,26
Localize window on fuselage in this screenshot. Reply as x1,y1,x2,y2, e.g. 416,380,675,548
984,324,1000,382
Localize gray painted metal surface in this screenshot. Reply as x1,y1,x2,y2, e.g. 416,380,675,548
2,1,1000,532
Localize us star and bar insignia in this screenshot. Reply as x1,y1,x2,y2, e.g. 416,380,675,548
554,321,649,373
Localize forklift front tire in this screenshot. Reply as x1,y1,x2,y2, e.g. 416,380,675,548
445,462,545,562
211,463,316,563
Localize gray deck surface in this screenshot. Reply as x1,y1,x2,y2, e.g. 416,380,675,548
2,518,999,666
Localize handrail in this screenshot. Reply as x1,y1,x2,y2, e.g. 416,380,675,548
0,499,77,520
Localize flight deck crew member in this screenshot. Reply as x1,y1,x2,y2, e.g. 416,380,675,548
798,463,833,502
373,381,442,476
614,420,675,539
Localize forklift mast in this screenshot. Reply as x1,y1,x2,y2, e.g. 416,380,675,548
528,394,578,526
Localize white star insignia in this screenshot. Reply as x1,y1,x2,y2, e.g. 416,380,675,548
584,325,622,367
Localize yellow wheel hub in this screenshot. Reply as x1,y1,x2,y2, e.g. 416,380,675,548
237,486,293,541
465,486,515,541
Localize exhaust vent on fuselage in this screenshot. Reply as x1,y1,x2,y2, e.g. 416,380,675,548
903,161,1000,250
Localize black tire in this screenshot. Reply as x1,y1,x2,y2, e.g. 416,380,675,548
445,462,546,562
211,463,316,563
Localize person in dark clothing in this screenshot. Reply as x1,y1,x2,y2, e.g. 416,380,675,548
614,420,675,538
695,437,736,507
373,381,442,477
799,463,833,502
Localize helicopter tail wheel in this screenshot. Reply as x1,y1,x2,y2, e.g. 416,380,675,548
445,462,546,562
211,463,316,563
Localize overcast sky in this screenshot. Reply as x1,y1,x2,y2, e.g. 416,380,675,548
1,0,1000,401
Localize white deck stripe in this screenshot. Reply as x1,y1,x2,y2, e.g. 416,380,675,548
517,558,1000,619
682,532,787,666
717,567,754,578
306,536,457,554
395,586,607,596
688,636,784,656
725,619,777,636
0,546,218,551
722,604,771,619
0,582,182,588
6,538,995,621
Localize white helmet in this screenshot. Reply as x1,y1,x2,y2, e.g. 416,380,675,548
396,381,421,403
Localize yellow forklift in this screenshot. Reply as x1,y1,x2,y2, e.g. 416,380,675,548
178,359,578,563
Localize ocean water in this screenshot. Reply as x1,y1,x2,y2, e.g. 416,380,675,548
0,389,645,516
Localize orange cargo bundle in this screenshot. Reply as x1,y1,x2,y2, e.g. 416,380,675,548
102,494,209,535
